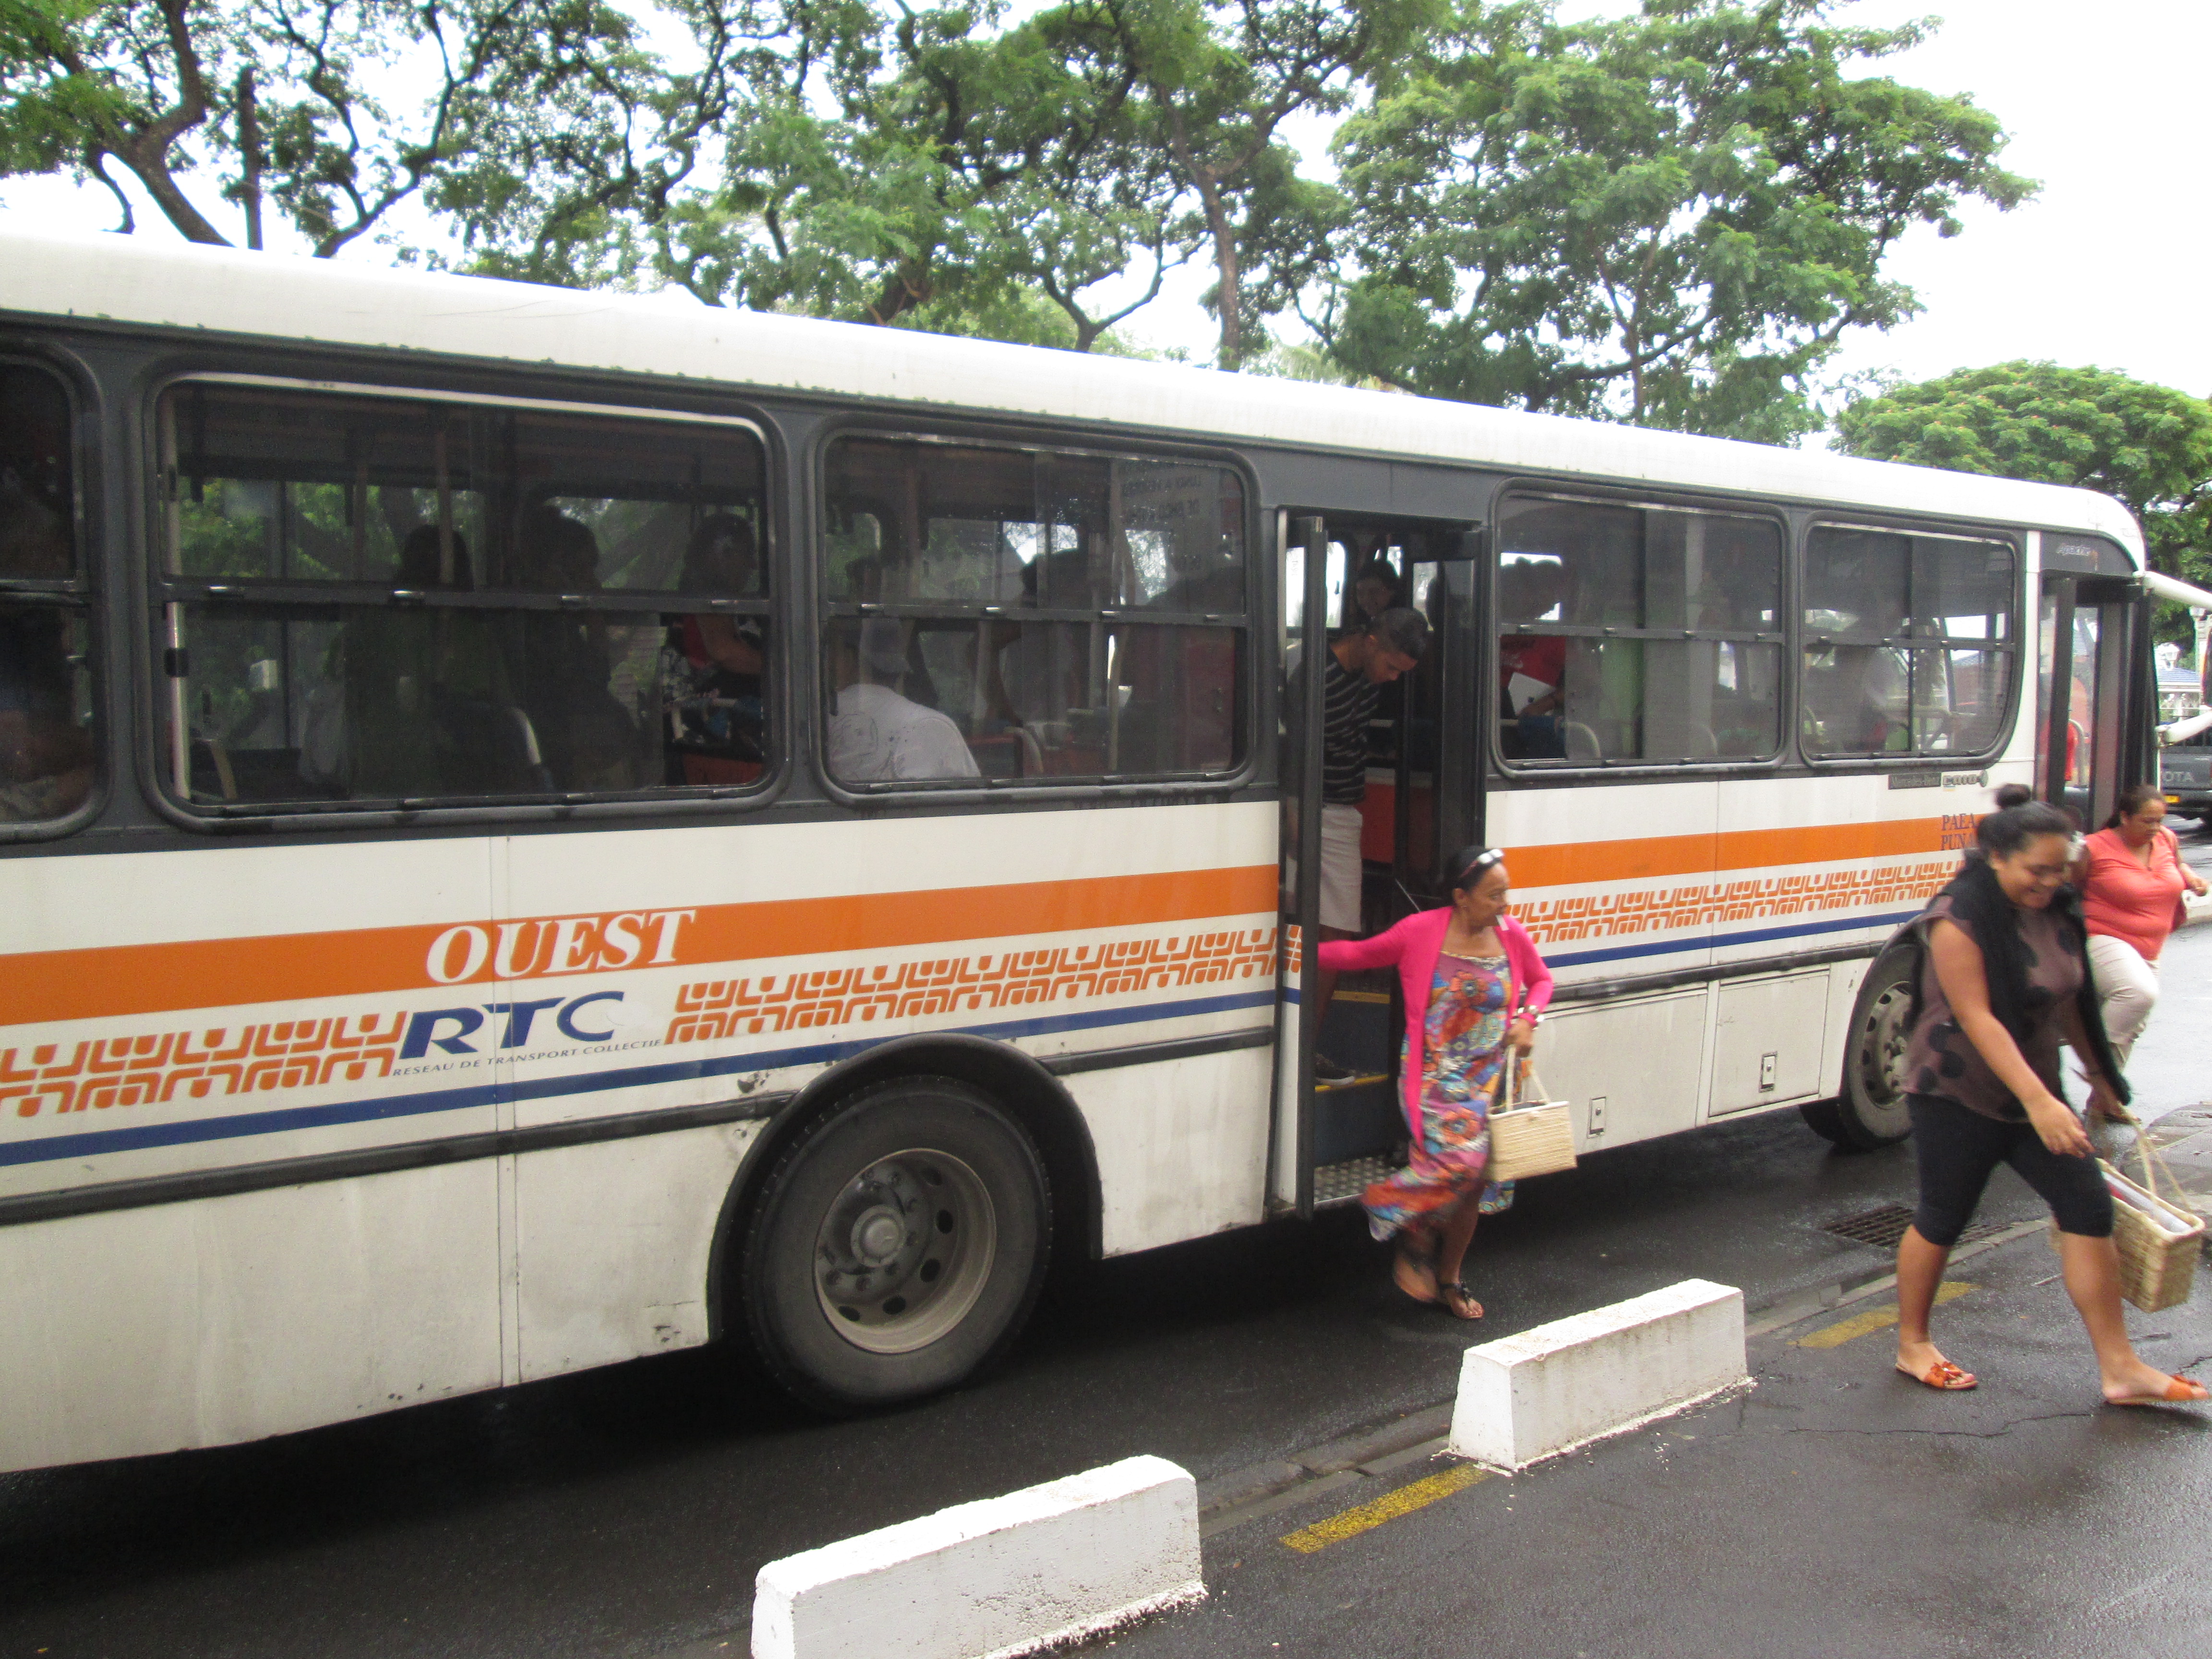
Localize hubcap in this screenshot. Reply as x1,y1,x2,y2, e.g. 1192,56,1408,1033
1855,979,1915,1134
814,1149,996,1355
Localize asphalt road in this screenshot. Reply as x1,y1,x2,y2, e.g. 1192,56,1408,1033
1130,1218,2212,1659
3,872,2207,1659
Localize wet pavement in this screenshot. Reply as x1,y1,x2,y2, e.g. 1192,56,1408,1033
0,891,2206,1659
1137,1220,2212,1659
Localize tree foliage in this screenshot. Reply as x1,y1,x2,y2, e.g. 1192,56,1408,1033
1318,0,2032,437
1834,361,2212,610
0,0,652,258
0,0,2047,435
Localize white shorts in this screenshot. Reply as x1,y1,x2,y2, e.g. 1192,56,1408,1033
1318,802,1364,933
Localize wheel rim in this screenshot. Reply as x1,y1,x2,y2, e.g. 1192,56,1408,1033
813,1148,997,1356
1855,978,1915,1135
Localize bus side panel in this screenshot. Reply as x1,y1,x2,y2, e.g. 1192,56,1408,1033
0,1164,500,1471
511,1122,761,1383
1707,972,1830,1115
1538,990,1707,1151
1072,1046,1272,1257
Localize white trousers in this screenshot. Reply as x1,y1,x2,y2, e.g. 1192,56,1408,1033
2088,932,2160,1064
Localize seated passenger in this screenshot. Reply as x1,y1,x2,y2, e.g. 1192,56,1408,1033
665,514,766,776
0,606,92,821
828,618,980,783
988,547,1087,731
513,506,639,790
1498,559,1569,759
0,463,71,578
0,466,92,819
340,527,524,796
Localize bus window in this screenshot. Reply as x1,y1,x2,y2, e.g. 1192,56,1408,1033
1802,525,2016,759
820,437,1248,787
0,362,95,827
152,383,769,808
1496,495,1783,765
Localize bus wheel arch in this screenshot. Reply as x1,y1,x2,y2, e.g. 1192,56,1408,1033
707,1039,1100,1409
1803,944,1917,1151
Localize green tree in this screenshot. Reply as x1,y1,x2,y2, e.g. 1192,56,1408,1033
1105,0,1438,370
625,0,1194,346
1834,361,2212,626
1319,0,2033,437
0,0,652,259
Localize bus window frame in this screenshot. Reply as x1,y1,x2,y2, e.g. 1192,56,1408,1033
136,368,790,831
808,418,1263,807
0,345,107,846
1487,481,1794,781
1797,516,2023,771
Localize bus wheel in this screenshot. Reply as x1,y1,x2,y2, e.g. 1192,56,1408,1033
1817,950,1918,1151
737,1077,1050,1412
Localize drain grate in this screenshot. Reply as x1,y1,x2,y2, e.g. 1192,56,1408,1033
1820,1202,2008,1252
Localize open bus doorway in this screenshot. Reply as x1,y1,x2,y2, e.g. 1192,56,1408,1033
1274,513,1482,1217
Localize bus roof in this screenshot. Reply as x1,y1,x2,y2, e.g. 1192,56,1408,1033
0,224,2144,558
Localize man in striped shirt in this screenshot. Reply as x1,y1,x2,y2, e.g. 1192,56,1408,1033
1309,607,1430,1080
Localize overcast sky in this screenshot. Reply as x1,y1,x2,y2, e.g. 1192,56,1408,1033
1125,0,2212,401
5,0,2203,405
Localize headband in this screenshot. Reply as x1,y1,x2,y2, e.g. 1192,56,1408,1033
1453,848,1504,888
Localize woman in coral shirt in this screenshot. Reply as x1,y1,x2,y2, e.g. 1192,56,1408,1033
2073,785,2209,1062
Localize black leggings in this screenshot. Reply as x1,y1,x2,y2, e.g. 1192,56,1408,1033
1908,1094,2113,1247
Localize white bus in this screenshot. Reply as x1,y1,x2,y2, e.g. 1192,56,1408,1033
0,230,2162,1470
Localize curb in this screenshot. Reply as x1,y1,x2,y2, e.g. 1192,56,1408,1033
753,1455,1203,1659
1196,1218,2052,1538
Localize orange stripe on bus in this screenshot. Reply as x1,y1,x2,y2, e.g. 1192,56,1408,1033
1,865,1282,1028
1504,817,1951,891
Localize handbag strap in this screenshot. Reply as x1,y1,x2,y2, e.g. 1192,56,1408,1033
2129,1123,2188,1214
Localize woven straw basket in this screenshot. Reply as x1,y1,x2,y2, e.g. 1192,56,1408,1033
2047,1131,2202,1313
1488,1064,1577,1184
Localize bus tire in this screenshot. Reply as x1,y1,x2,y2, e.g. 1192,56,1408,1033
1826,948,1919,1151
736,1076,1050,1412
1797,1097,1851,1145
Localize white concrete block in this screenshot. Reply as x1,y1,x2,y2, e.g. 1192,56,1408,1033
1448,1278,1747,1471
752,1454,1204,1659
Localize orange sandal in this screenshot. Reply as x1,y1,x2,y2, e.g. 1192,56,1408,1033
1897,1358,1977,1391
2107,1376,2209,1407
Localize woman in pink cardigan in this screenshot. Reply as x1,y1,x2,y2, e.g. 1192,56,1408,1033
1315,845,1554,1319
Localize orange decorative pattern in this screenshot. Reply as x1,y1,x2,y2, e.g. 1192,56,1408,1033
666,928,1278,1045
1515,860,1954,946
2,1015,409,1119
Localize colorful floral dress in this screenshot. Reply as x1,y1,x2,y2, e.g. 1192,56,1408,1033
1362,950,1521,1240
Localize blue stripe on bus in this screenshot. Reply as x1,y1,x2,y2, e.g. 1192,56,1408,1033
1544,908,1922,969
0,988,1278,1170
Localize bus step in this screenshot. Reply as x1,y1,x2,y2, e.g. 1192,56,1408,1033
1314,1154,1396,1208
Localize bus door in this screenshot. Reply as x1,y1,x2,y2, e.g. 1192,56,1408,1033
1273,514,1481,1219
2036,565,2154,825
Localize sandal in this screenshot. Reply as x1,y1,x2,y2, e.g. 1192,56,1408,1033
2107,1375,2210,1407
1437,1280,1484,1321
1897,1358,1977,1391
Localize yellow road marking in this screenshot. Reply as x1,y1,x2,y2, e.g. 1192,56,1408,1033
1793,1281,1974,1349
1279,1462,1489,1553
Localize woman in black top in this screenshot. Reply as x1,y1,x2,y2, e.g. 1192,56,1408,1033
1896,785,2206,1407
